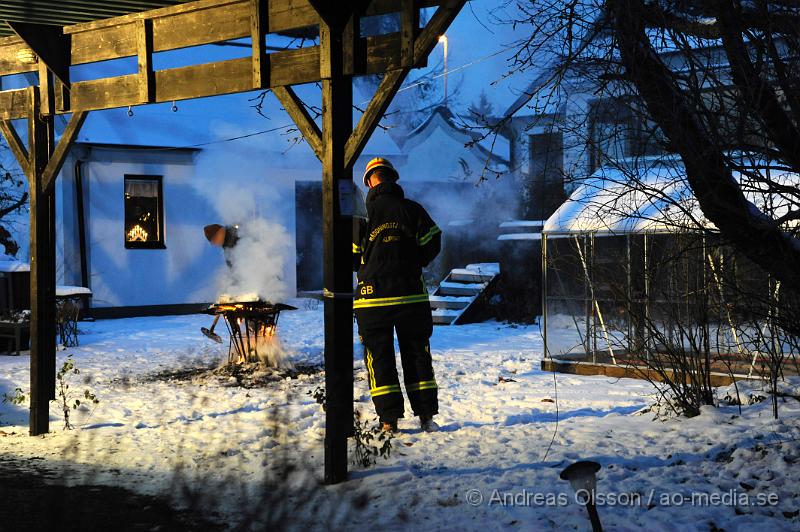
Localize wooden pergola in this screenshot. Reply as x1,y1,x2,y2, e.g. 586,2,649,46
0,0,465,484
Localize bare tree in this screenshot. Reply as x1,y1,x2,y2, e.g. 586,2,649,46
491,0,800,296
0,141,28,257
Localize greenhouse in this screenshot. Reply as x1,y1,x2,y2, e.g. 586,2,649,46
541,158,800,383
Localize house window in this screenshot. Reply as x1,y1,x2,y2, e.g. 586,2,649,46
124,175,165,249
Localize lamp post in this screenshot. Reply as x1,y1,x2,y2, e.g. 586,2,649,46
560,460,604,532
438,34,448,105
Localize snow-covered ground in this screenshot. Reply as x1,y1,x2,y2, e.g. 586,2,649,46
1,300,798,530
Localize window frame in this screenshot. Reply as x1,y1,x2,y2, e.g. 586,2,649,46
123,174,166,250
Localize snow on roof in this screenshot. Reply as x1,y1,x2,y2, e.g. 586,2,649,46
498,233,543,241
543,157,800,235
56,285,92,297
498,220,546,228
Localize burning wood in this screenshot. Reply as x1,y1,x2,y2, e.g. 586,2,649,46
202,300,296,366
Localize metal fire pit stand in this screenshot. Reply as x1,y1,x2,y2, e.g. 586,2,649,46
203,302,296,365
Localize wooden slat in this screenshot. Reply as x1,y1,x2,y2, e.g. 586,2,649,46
70,24,136,65
269,45,320,86
70,74,140,111
272,85,322,158
37,62,53,116
365,32,405,73
0,88,31,120
151,1,251,51
154,57,254,102
136,19,154,103
268,0,317,33
70,3,250,64
53,77,70,113
67,50,321,112
0,41,38,76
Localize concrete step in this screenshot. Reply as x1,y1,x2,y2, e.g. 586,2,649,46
437,281,483,297
449,269,495,283
432,308,459,324
429,295,471,310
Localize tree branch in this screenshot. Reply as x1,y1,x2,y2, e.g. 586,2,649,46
612,0,800,293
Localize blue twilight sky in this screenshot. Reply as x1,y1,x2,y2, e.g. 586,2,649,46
32,1,532,152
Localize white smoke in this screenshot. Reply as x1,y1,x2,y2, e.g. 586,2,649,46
217,218,293,303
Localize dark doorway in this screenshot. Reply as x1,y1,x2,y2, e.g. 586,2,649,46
295,181,323,293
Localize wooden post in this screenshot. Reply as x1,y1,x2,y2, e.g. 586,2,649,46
27,86,57,434
320,18,354,485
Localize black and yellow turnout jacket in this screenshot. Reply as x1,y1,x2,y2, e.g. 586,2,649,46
352,182,441,309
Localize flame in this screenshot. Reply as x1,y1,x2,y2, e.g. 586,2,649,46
127,224,148,242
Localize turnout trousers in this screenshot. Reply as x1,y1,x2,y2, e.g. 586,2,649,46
355,302,439,423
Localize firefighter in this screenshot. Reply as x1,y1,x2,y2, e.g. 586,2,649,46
353,157,442,433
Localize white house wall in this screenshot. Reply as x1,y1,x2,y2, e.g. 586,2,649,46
59,148,225,308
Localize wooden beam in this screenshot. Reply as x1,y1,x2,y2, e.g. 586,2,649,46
53,69,71,114
0,39,38,77
70,74,140,112
27,85,57,436
0,118,29,176
7,21,71,87
69,24,136,65
0,87,31,121
400,0,418,68
37,61,54,117
69,2,251,65
136,19,154,104
250,0,268,89
272,86,322,159
344,68,408,169
42,111,88,194
64,31,410,114
15,0,443,68
154,58,255,102
319,18,354,486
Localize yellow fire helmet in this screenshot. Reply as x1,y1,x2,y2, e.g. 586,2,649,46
362,157,399,187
